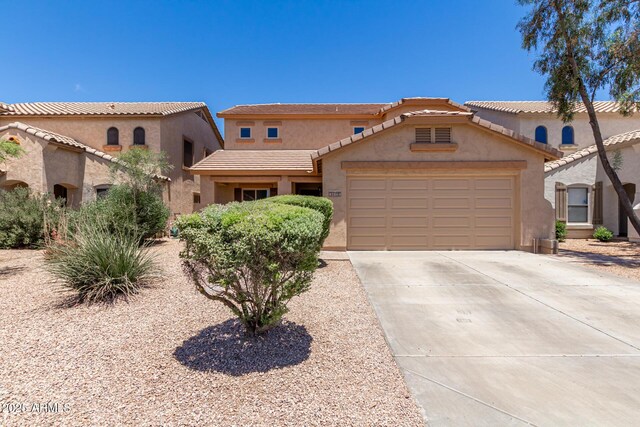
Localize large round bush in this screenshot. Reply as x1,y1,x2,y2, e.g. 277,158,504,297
265,195,333,245
177,201,324,334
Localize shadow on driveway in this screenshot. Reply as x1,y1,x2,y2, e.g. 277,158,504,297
174,319,312,376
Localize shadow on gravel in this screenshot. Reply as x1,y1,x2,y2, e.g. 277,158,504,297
174,319,312,376
0,266,25,277
559,248,640,267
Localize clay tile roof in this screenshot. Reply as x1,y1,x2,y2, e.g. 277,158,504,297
190,149,316,174
380,98,470,114
218,103,387,116
0,102,208,117
465,100,624,114
544,129,640,172
311,110,562,161
0,122,170,181
0,102,13,113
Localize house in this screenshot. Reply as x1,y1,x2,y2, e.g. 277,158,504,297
0,102,223,215
191,98,561,251
466,101,640,239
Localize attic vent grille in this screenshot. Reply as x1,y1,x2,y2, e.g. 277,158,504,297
435,127,451,143
415,128,432,143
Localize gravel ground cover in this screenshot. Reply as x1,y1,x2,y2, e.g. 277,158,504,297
0,240,423,426
558,239,640,282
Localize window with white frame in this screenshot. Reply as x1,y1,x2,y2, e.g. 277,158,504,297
242,188,269,201
567,187,589,223
239,127,252,139
266,127,279,139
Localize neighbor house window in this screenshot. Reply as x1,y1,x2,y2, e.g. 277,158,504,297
193,192,201,204
53,184,68,206
183,139,193,167
240,127,252,139
96,185,111,198
535,126,548,144
133,127,145,145
562,126,574,145
242,189,269,201
353,126,365,134
568,187,589,223
107,127,119,145
267,127,279,139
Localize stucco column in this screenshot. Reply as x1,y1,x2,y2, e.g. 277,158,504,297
629,198,640,243
277,176,292,196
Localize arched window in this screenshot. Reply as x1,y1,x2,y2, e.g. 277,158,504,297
133,127,145,145
107,127,119,145
562,126,574,145
535,126,548,144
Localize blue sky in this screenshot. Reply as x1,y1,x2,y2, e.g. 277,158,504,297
3,0,547,117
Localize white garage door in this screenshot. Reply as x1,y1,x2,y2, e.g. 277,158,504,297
347,175,516,250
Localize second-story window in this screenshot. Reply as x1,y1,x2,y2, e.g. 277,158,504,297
107,127,119,145
535,126,548,144
133,127,145,145
562,126,574,145
353,127,365,134
240,127,252,139
183,139,193,167
267,127,279,139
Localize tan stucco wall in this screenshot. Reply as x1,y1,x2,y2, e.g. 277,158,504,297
160,112,222,217
320,121,553,251
472,110,640,153
223,118,383,151
0,110,222,216
0,128,113,207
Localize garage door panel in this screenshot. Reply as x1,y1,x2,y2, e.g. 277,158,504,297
433,197,471,209
475,197,512,209
347,176,515,250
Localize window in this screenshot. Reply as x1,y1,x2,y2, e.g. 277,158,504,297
107,127,119,145
242,188,269,201
562,126,574,145
535,126,548,144
434,127,452,143
193,193,201,204
568,187,589,223
415,128,432,143
53,184,68,206
267,127,279,139
353,127,365,134
240,127,252,139
96,185,110,198
183,139,194,167
133,127,145,145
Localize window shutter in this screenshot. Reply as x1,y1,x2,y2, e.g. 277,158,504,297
555,182,567,222
434,127,452,143
415,128,432,143
234,188,242,202
592,181,603,225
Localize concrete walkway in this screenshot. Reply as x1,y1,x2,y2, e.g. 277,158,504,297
349,251,640,426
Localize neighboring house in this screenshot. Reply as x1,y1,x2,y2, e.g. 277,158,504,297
0,102,223,215
544,131,640,240
191,98,561,251
466,101,640,239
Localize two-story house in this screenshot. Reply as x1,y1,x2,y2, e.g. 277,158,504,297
0,102,223,216
466,101,640,241
191,98,561,251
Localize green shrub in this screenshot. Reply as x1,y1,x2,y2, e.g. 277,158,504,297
70,185,169,242
45,219,159,303
266,195,333,245
0,187,63,248
177,201,324,334
593,226,614,242
555,220,567,242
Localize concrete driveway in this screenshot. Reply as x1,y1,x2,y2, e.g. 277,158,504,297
349,251,640,426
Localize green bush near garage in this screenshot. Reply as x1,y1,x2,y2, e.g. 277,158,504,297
265,195,333,245
177,201,324,334
555,220,567,242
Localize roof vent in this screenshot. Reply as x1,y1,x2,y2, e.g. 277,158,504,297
435,127,452,143
415,128,432,143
